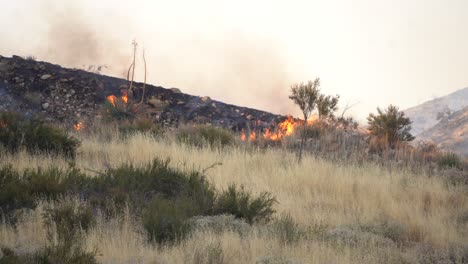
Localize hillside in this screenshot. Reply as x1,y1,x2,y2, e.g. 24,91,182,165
0,55,285,131
405,87,468,135
419,106,468,157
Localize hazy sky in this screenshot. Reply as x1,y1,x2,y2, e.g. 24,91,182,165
1,0,467,121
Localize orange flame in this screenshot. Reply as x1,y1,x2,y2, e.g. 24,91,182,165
240,130,247,141
240,115,319,142
121,91,128,104
107,95,117,107
107,91,129,107
74,121,85,131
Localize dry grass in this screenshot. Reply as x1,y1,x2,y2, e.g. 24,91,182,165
1,130,467,263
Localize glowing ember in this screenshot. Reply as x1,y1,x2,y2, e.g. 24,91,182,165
74,121,85,131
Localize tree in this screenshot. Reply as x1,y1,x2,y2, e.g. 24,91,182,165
367,105,415,148
317,94,340,119
289,78,321,161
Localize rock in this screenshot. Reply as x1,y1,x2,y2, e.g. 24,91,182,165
200,96,211,103
41,74,52,80
212,103,217,108
170,88,182,94
246,114,253,120
148,98,168,110
41,102,49,110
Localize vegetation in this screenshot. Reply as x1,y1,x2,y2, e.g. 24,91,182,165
0,130,466,263
317,94,340,119
437,152,463,169
367,105,415,149
0,112,80,158
289,79,321,161
177,125,235,148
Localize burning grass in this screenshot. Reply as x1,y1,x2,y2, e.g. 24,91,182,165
0,129,467,263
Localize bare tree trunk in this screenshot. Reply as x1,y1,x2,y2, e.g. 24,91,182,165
140,49,147,104
128,40,138,98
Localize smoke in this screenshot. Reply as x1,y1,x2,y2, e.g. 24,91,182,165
1,1,302,116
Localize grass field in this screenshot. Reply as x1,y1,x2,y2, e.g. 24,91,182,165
1,130,467,264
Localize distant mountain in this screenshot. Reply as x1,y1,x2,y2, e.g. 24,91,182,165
418,106,468,157
405,87,468,135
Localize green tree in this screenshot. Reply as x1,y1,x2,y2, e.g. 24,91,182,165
317,94,340,119
289,78,321,161
367,105,415,148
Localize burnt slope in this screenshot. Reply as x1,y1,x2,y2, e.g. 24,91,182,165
0,55,286,130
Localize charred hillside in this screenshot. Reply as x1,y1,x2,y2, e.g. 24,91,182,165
0,55,287,131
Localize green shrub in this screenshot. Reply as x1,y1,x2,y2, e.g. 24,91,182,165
143,197,194,244
214,185,276,224
40,200,98,264
0,112,80,158
270,214,305,244
437,153,463,170
103,99,134,121
0,165,87,216
177,125,234,148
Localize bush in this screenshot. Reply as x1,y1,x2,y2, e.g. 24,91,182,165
367,105,414,149
0,112,80,158
40,200,97,264
437,152,463,170
0,165,87,216
214,185,276,224
143,197,194,244
103,98,134,121
270,214,305,244
177,125,235,148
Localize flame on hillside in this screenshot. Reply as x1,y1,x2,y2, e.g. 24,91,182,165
107,90,128,107
73,121,85,131
241,115,318,142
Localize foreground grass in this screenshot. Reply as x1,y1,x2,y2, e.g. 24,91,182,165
1,131,467,263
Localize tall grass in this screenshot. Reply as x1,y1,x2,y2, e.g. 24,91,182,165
1,130,467,263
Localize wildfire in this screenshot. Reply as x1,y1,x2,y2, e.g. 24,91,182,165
240,115,318,142
74,121,85,131
107,91,128,107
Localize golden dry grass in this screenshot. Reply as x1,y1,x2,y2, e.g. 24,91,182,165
1,131,467,263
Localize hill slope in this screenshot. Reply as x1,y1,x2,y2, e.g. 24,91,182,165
418,106,468,157
405,87,468,135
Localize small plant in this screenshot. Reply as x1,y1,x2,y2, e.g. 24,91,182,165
0,112,80,158
437,152,463,170
177,125,235,148
214,185,277,224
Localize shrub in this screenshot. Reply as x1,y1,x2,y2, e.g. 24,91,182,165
437,152,463,170
38,200,98,264
193,243,225,264
270,214,305,244
177,125,235,148
367,105,415,149
103,97,134,121
0,112,80,158
214,185,276,224
142,197,194,243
